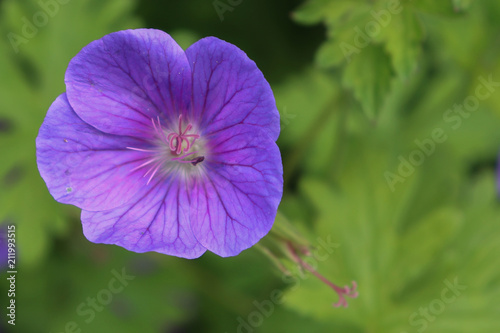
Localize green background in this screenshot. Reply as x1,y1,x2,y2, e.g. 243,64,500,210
1,0,500,332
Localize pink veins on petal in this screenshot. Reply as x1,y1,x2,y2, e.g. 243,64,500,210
126,115,203,184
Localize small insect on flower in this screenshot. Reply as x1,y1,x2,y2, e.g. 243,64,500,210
36,29,283,258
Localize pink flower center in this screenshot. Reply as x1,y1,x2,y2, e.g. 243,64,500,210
166,115,200,155
126,115,205,184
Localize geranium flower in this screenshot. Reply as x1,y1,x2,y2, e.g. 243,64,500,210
36,29,283,258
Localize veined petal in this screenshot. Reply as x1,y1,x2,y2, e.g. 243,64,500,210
81,177,206,259
36,93,155,211
65,29,191,138
191,125,283,257
185,37,280,141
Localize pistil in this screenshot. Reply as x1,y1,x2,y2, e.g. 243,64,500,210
126,114,205,184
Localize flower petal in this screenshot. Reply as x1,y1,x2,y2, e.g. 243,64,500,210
190,125,283,257
81,177,206,259
185,37,280,141
65,29,191,138
36,93,157,211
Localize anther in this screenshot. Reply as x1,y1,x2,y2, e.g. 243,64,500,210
191,156,205,166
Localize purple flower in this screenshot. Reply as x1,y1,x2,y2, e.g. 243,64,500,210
0,225,8,270
36,29,283,258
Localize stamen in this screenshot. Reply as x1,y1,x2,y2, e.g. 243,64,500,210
154,116,169,144
167,114,200,155
126,147,160,153
167,132,179,152
287,242,358,308
129,157,160,173
151,117,159,133
146,162,162,185
125,115,203,184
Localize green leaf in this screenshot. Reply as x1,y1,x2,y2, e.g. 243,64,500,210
292,0,333,24
293,0,363,25
292,0,471,120
452,0,476,11
315,38,346,68
379,9,424,79
283,131,500,331
412,0,457,16
342,45,393,119
274,68,346,179
391,207,463,292
0,0,141,267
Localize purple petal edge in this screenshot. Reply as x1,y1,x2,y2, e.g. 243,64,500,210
191,125,283,257
36,93,157,211
185,37,280,142
65,29,191,138
81,176,207,259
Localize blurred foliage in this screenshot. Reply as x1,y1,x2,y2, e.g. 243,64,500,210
0,0,500,332
0,0,141,267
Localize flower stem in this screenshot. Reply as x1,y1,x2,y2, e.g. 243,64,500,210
286,241,358,308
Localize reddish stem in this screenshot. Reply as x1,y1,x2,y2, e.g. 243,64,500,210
287,242,358,308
